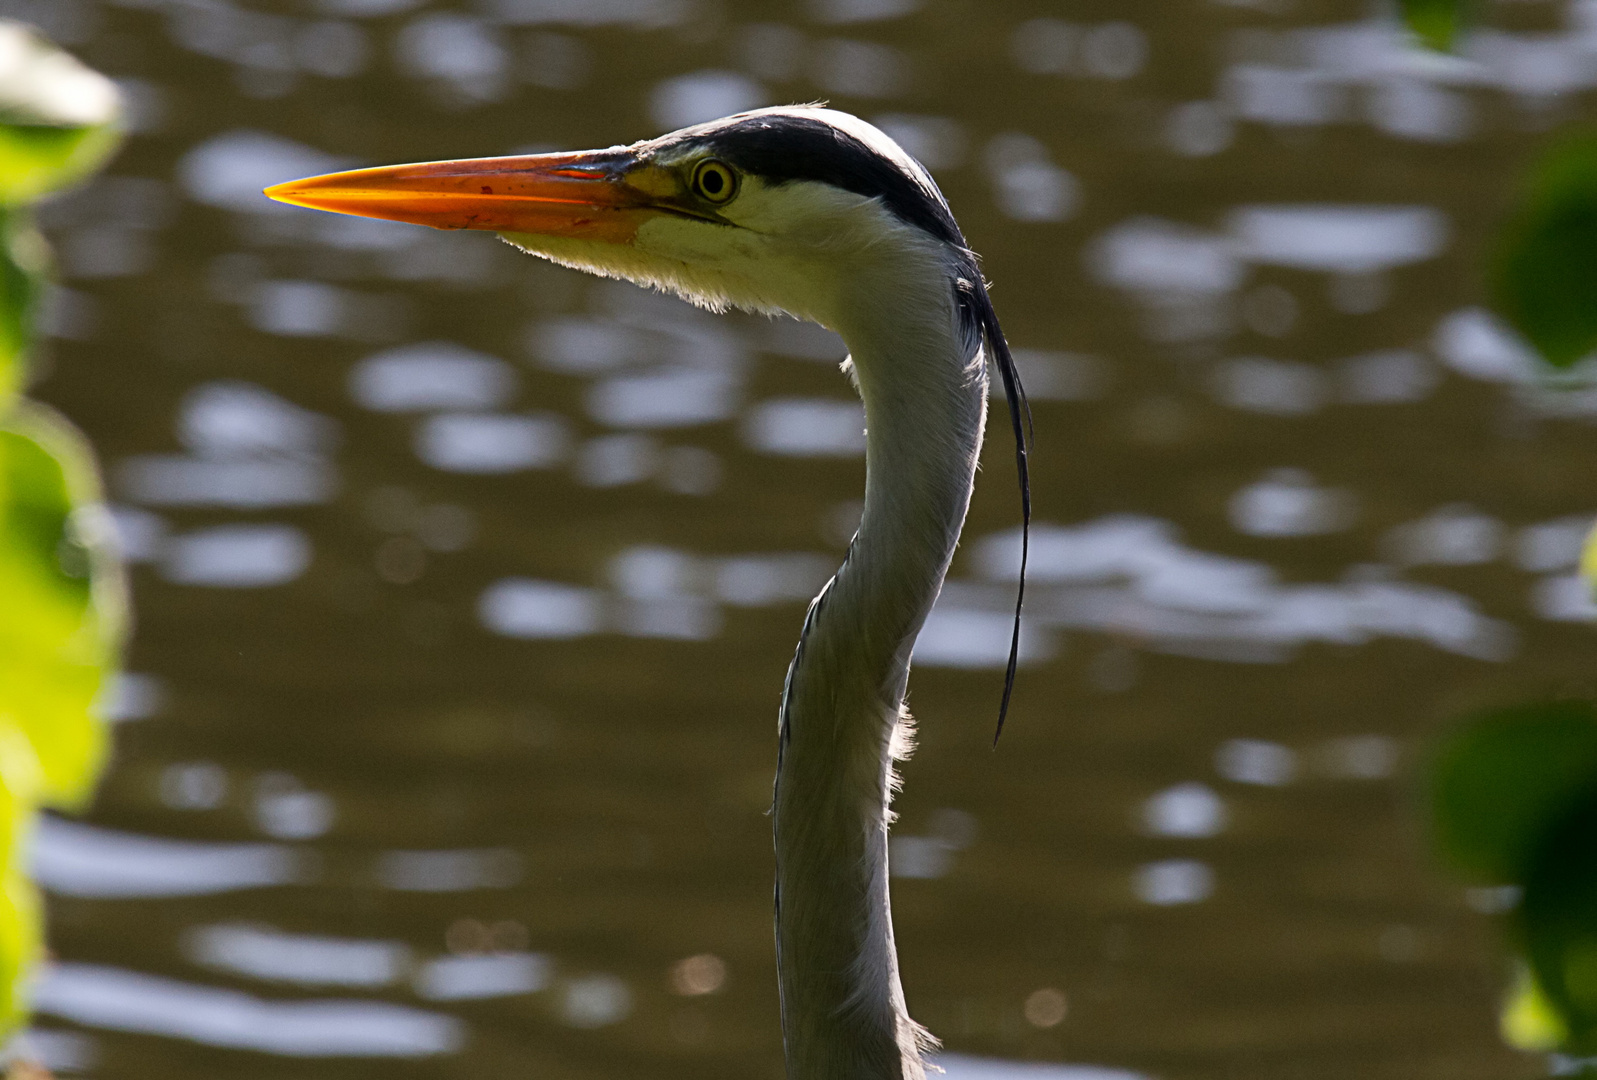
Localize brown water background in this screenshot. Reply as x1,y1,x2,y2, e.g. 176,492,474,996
8,0,1597,1077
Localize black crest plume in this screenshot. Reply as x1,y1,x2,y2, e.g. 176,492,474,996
955,277,1032,745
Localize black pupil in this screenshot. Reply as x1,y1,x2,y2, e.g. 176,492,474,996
701,168,724,195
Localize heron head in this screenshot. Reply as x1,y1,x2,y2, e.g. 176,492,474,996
264,107,970,329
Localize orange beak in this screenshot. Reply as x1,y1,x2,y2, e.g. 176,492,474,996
263,149,662,244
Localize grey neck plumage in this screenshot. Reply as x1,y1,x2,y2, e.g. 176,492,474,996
772,268,989,1080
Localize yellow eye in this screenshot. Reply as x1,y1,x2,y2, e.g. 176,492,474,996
691,159,737,204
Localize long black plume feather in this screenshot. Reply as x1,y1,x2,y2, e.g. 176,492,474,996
970,282,1030,746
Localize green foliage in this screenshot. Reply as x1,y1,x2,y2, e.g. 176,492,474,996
1492,134,1597,369
0,209,47,404
1501,963,1566,1052
0,871,40,1031
0,23,120,405
0,406,121,1035
1398,0,1475,52
0,19,125,1043
1431,702,1597,1056
0,22,121,208
1430,700,1597,883
0,406,123,808
1521,793,1597,1053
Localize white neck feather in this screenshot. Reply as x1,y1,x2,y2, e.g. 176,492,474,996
773,250,988,1080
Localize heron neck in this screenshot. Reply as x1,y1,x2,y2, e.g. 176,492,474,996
773,279,988,1080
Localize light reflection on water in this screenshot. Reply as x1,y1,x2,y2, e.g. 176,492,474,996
13,1028,97,1075
159,523,312,587
415,951,550,1001
14,0,1597,1076
32,817,303,898
937,1054,1147,1080
348,341,519,412
972,518,1514,662
412,411,569,473
32,963,464,1057
186,923,410,987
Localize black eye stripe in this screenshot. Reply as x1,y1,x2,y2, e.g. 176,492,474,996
672,113,965,247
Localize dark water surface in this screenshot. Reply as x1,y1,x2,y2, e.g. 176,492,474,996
9,0,1597,1076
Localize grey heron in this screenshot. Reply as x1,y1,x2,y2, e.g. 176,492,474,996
266,106,1031,1080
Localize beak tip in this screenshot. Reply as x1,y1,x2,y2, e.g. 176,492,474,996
263,181,321,212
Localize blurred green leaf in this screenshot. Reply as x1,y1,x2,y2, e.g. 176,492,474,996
0,869,40,1031
1501,961,1567,1052
0,403,124,808
0,740,43,1033
0,207,48,406
0,23,123,404
1520,793,1597,1052
1583,523,1597,600
1399,0,1475,52
1492,133,1597,369
0,21,121,207
0,21,122,1047
1430,701,1597,883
